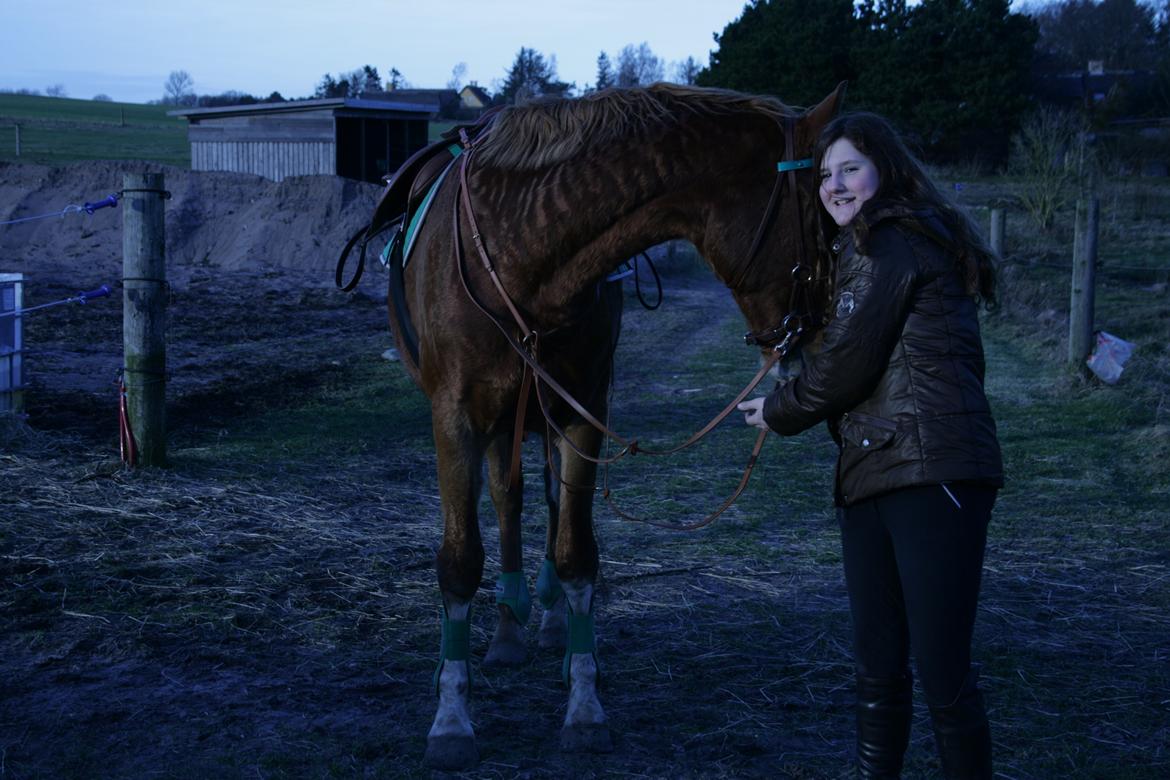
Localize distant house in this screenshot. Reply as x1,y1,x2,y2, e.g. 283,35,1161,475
169,96,434,184
1033,62,1157,115
459,84,493,113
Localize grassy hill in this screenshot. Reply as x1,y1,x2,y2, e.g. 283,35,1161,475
0,94,189,166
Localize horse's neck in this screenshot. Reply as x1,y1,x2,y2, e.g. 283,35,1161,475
476,116,772,320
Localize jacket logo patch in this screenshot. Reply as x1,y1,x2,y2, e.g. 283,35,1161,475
835,291,856,319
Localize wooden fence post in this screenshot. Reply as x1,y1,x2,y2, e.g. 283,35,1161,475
122,173,167,466
1068,178,1099,372
989,207,1005,256
14,124,21,157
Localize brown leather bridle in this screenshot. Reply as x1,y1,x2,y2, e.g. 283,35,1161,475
451,114,821,530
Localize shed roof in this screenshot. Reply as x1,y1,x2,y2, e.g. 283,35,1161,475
168,97,435,121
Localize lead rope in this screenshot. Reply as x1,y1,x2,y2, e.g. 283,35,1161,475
452,121,806,530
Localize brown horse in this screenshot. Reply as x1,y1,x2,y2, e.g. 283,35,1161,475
365,82,844,769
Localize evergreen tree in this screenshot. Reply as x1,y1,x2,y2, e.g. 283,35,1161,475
699,0,1036,162
698,0,857,106
498,47,573,104
596,51,614,90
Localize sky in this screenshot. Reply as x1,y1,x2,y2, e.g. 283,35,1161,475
0,0,753,104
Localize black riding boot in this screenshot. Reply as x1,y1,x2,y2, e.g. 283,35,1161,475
928,669,992,779
855,671,913,778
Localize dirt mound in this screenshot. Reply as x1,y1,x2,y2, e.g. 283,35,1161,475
0,160,381,293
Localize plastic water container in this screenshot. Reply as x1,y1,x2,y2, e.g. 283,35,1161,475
1,273,23,414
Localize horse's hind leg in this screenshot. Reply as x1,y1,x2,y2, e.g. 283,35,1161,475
425,407,485,770
482,432,530,667
555,420,612,753
538,451,567,649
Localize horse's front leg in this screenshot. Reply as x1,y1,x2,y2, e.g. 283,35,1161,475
556,418,613,753
424,404,485,771
482,431,530,667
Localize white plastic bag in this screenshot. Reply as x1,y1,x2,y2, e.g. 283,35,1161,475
1086,331,1135,384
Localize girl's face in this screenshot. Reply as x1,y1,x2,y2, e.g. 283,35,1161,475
819,138,880,227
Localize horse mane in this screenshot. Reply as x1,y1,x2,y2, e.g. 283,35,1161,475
476,83,797,170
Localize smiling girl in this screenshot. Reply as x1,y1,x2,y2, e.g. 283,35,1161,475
739,112,1002,778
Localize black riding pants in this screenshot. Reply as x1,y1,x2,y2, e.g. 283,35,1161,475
838,483,995,706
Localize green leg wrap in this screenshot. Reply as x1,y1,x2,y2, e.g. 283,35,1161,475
433,605,472,694
494,571,532,626
562,606,598,686
535,558,563,610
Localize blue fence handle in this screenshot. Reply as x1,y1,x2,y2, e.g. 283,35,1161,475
77,285,111,303
83,194,119,214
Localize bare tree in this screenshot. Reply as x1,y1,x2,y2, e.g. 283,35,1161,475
672,56,702,85
45,84,67,98
164,70,195,106
616,42,665,87
447,62,468,90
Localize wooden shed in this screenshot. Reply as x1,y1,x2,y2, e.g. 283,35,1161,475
170,97,434,184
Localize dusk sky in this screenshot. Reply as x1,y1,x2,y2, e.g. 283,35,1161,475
0,0,751,104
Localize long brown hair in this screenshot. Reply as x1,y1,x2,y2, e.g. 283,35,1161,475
815,112,997,307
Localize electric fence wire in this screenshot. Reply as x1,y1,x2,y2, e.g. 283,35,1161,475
0,193,120,227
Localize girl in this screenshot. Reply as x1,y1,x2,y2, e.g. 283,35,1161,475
739,112,1002,779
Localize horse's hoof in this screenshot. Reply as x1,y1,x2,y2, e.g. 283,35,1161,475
424,734,479,770
482,637,528,667
560,723,613,753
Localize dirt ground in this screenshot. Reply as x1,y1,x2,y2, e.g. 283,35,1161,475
3,162,1167,779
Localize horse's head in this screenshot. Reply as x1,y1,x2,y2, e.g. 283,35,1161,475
707,83,847,359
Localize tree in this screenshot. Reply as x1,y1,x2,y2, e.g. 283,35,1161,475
498,47,573,104
698,0,857,106
892,0,1037,160
45,84,67,98
314,65,383,98
672,56,702,85
315,73,345,98
387,67,408,90
616,42,665,87
447,62,468,90
92,94,113,102
1032,0,1159,71
699,0,1037,162
595,51,614,90
164,70,195,106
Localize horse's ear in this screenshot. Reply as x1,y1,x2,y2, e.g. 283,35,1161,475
803,81,848,129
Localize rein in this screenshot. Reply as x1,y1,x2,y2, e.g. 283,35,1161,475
450,120,816,530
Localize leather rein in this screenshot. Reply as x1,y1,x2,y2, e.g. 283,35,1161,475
451,116,818,531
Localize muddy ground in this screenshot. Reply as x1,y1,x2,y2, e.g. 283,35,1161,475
2,162,1168,779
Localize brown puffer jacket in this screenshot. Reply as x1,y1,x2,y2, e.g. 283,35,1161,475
762,203,1003,506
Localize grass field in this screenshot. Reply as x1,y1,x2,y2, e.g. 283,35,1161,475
0,94,189,166
0,94,459,168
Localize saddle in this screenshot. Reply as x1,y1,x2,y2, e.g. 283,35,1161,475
334,109,502,367
336,107,503,290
